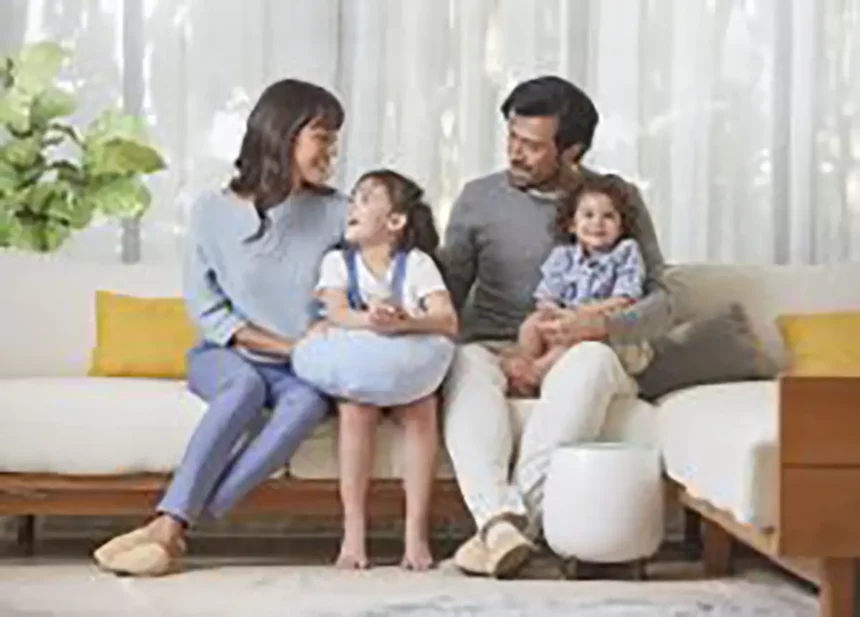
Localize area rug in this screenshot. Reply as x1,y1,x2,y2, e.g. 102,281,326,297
279,568,816,617
0,558,818,617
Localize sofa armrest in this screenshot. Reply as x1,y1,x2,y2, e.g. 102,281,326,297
780,374,860,466
778,374,860,557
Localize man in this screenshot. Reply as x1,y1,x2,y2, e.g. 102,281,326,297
439,76,675,578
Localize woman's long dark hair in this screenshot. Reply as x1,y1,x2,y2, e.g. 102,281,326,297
229,79,344,241
356,169,440,261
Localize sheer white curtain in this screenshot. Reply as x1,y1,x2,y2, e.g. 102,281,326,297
2,0,858,265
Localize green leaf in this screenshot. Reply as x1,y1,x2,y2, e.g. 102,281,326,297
23,182,55,213
82,177,151,218
85,109,150,147
31,87,75,125
1,187,26,212
0,161,20,195
49,122,82,145
0,204,18,246
63,194,93,230
42,219,71,251
36,180,89,229
5,218,44,251
50,160,83,184
85,138,166,177
0,88,32,133
13,41,67,96
1,136,42,168
18,164,44,187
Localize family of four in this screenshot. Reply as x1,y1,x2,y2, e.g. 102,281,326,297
91,75,674,578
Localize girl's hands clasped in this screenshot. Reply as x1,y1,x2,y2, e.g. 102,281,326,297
368,299,409,334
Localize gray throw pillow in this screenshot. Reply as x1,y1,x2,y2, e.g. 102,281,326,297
636,303,779,402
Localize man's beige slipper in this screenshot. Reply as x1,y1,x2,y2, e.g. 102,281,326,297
485,521,534,579
93,528,153,570
453,534,490,576
99,542,178,577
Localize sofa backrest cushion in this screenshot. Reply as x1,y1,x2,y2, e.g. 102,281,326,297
667,262,860,369
0,250,182,377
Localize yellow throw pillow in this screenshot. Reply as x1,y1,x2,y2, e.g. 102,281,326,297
89,291,198,379
777,310,860,376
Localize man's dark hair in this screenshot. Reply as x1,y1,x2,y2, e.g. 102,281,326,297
500,76,599,160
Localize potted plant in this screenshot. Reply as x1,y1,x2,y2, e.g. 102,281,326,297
0,41,166,251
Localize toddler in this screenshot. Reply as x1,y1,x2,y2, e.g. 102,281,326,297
502,173,649,396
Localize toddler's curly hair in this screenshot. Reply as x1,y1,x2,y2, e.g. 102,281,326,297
554,172,636,243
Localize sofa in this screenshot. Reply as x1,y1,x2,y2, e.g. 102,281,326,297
1,250,859,616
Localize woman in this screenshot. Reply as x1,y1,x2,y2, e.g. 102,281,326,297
92,79,348,576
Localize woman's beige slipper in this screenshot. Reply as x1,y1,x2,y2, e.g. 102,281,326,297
92,528,153,571
100,542,178,577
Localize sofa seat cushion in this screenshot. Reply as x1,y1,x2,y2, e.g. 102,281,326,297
655,381,778,529
289,395,658,480
291,415,457,480
0,378,206,475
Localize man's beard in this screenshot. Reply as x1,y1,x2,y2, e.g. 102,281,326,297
507,165,566,193
507,166,533,188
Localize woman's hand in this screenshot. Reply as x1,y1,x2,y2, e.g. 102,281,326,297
232,324,295,358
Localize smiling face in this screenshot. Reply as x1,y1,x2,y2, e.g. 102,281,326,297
570,190,623,252
344,178,406,247
292,117,339,188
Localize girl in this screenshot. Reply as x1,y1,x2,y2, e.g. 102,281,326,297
502,173,649,396
314,170,457,571
92,79,347,576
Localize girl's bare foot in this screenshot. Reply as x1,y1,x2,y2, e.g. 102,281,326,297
335,521,369,569
335,542,369,569
401,536,434,571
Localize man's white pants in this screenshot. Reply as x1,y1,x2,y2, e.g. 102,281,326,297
442,340,639,533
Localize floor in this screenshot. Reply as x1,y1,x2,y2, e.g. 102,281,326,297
0,536,820,616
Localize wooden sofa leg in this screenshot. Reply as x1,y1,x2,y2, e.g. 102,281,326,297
701,519,732,577
15,515,36,556
820,558,857,617
683,508,702,555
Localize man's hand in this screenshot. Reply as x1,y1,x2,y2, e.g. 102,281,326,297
499,349,540,397
534,302,562,322
537,308,608,347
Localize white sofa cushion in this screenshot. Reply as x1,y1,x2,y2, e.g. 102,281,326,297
0,377,205,474
0,250,182,377
0,374,657,480
655,381,778,528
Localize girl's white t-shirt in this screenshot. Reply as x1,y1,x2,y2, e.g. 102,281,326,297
316,248,447,316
